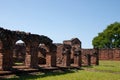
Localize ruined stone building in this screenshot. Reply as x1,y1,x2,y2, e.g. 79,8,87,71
0,27,99,71
55,38,82,67
55,38,99,67
1,27,120,72
0,27,56,70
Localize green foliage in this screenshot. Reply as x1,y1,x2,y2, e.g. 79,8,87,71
92,22,120,48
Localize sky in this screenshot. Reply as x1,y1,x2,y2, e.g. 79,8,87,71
0,0,120,48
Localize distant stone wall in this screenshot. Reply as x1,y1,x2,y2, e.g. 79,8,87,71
82,48,120,61
99,48,120,60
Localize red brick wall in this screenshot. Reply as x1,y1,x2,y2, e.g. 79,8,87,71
99,48,120,60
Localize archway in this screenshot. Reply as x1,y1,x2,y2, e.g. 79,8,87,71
38,44,47,66
13,40,26,66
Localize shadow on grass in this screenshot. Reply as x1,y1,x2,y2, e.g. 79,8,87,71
1,69,76,80
82,65,93,68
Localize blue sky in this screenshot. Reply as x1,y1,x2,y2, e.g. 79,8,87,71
0,0,120,48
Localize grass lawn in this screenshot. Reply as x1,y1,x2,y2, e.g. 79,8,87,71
93,60,120,72
3,61,120,80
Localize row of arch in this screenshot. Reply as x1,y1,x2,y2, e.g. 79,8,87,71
0,27,56,70
0,27,53,49
0,27,99,71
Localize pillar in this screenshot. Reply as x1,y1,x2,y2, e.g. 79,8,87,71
25,47,31,67
51,51,56,67
0,51,3,70
0,41,13,70
62,49,71,67
46,44,57,67
30,46,38,68
87,54,91,66
96,48,99,65
0,41,3,70
2,49,13,70
46,51,56,67
74,50,81,67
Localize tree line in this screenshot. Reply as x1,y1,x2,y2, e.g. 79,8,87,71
92,22,120,49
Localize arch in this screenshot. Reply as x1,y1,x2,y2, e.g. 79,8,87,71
39,35,53,47
38,43,48,66
13,40,26,66
38,47,47,65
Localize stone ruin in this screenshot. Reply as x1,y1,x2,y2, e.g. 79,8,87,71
81,49,99,66
0,27,56,70
56,38,99,67
0,27,99,71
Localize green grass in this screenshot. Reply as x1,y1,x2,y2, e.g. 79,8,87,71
93,60,120,72
14,62,24,65
3,61,120,80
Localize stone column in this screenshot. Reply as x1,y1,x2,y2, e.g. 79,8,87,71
95,48,99,65
46,51,56,67
0,41,3,70
0,50,3,70
2,49,13,70
51,51,56,67
0,41,13,70
46,44,57,67
62,49,71,67
46,52,51,67
25,47,31,67
30,46,38,68
74,50,81,67
87,54,91,66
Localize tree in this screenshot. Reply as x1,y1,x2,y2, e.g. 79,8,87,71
92,22,120,48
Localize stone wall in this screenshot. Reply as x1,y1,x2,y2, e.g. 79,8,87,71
99,48,120,60
81,48,120,61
